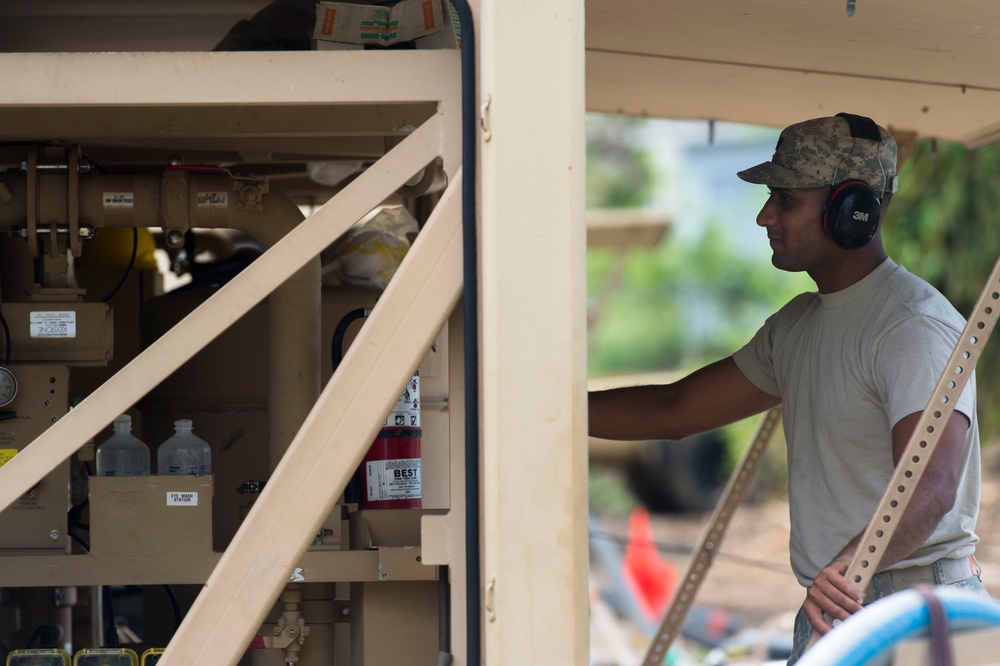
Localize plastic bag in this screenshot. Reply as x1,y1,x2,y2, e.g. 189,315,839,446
321,206,419,290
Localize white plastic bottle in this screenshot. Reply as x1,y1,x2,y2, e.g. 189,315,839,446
95,414,151,476
157,419,212,476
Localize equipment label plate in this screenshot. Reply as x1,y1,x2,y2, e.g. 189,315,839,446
103,192,135,207
166,491,199,506
197,192,228,207
29,311,76,338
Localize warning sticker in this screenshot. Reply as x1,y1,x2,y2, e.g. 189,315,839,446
103,192,135,207
196,192,228,207
0,449,16,467
366,458,421,501
30,311,76,338
382,374,420,428
166,491,199,506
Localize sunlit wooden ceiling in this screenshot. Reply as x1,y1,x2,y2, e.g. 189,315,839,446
1,0,998,146
588,0,1000,147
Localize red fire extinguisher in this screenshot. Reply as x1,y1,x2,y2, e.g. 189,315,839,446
333,308,421,510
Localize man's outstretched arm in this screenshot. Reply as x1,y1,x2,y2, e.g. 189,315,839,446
588,356,780,441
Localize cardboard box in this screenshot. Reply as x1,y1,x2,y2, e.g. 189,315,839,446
416,0,460,49
89,475,214,555
314,0,460,49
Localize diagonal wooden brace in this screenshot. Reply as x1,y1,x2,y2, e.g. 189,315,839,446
0,114,444,514
158,170,464,666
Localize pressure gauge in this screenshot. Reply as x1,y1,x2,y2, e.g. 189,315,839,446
0,367,18,407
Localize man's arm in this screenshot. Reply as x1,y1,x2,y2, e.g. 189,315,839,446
802,409,970,634
880,409,968,565
588,356,780,440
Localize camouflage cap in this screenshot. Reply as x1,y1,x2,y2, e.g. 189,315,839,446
737,114,898,193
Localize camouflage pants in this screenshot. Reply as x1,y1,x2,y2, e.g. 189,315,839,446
786,563,987,665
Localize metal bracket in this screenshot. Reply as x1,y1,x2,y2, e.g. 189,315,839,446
160,167,190,247
642,407,783,665
22,145,88,258
67,148,81,257
25,147,38,257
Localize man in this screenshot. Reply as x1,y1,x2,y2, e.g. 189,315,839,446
588,113,984,663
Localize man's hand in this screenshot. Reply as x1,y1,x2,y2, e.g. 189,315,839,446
803,553,864,634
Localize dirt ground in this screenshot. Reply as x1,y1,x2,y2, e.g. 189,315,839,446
590,443,1000,663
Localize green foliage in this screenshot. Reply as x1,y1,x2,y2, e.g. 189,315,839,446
586,115,656,208
885,140,1000,440
585,115,810,498
586,118,1000,509
588,464,639,517
587,223,813,375
587,223,809,498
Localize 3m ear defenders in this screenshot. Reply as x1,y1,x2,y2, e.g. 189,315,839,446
822,179,882,250
821,113,884,250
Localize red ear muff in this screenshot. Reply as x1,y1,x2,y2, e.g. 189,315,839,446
822,180,881,250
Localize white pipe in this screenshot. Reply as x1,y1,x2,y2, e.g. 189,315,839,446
798,588,1000,666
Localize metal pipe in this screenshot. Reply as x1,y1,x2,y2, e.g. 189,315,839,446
188,180,322,469
54,586,77,654
0,171,322,467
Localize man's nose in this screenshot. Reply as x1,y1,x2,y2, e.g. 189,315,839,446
756,202,776,228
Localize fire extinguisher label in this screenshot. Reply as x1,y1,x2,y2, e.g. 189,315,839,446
383,374,420,428
366,458,422,501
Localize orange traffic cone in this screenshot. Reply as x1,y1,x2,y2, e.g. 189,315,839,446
622,506,679,623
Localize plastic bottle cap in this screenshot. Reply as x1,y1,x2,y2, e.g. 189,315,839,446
113,414,132,430
175,419,193,430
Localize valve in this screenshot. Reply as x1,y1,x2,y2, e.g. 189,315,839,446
248,587,310,664
233,177,269,213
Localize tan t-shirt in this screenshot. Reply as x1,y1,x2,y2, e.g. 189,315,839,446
733,258,980,586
